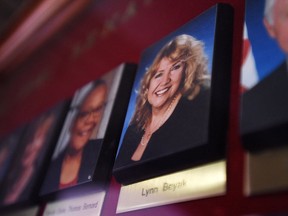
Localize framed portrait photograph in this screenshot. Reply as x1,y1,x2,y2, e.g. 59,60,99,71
241,0,288,196
113,4,233,185
40,64,136,197
0,101,69,209
240,0,288,152
0,127,26,189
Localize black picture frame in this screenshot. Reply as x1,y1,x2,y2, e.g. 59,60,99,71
240,0,288,153
39,63,136,198
113,4,233,185
0,100,69,210
0,127,26,190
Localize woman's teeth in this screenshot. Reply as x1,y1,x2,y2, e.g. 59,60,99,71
79,129,91,136
155,87,169,96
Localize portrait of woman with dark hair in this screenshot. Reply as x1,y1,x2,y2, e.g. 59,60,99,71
0,112,56,205
41,80,108,194
115,34,211,168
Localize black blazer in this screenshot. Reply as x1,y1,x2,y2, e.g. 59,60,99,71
40,139,102,195
241,61,288,151
115,87,210,168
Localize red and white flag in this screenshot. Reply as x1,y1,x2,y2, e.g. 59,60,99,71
241,23,259,92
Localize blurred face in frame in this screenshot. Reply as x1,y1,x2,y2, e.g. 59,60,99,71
70,84,107,151
264,0,288,54
22,115,55,167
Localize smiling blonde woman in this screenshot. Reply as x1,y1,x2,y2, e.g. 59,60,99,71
116,34,211,166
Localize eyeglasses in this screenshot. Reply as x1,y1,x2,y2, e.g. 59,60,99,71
74,103,106,121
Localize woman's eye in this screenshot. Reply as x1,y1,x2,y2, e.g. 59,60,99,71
78,111,89,119
154,72,162,79
171,64,181,71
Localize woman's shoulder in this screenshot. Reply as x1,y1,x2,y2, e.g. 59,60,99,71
181,86,210,107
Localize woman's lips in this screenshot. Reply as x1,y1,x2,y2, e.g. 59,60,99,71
77,127,93,137
155,87,170,96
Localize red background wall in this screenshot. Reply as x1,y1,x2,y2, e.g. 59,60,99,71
1,0,288,215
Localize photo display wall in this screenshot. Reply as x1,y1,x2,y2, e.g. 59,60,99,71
0,63,136,214
3,0,288,214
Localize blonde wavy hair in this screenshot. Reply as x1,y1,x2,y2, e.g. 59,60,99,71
131,34,209,130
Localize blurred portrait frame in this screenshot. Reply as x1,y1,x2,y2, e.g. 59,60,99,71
0,127,26,189
113,4,233,185
241,0,288,152
0,101,69,209
241,0,288,197
40,64,136,197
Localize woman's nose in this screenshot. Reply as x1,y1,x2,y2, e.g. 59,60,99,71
162,71,171,84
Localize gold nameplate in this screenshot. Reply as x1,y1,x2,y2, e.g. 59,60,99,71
117,160,226,213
